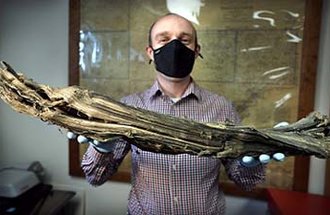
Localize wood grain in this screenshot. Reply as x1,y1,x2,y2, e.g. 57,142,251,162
1,61,329,159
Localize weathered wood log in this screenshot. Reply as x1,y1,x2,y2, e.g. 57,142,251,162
0,61,329,158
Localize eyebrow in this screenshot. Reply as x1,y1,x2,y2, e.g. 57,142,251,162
154,31,194,43
180,32,193,38
154,31,170,40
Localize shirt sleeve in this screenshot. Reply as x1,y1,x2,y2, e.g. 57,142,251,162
80,96,136,186
81,138,130,186
221,158,266,191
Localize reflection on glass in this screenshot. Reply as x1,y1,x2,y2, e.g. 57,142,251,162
241,46,272,52
275,93,292,109
263,67,291,79
166,0,205,24
79,30,103,74
286,30,302,43
253,10,276,27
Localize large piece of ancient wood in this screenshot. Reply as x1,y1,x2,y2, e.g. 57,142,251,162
0,61,329,158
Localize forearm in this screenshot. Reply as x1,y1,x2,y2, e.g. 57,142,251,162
81,140,130,186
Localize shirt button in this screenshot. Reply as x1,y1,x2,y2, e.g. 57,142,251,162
174,196,179,203
172,164,177,171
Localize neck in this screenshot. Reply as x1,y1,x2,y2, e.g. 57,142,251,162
156,73,191,98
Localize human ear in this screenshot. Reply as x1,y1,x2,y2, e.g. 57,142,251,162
146,46,154,63
195,44,201,59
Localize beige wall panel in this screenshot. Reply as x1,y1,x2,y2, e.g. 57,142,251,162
193,31,236,82
80,78,130,101
129,31,155,81
236,30,298,85
129,80,155,95
237,87,299,127
129,0,168,32
219,0,253,9
81,0,129,30
197,0,254,30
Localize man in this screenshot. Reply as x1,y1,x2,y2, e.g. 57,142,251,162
68,13,284,215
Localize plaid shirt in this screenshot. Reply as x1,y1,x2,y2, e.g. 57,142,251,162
82,80,265,215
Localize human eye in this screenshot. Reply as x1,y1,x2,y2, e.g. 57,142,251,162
157,36,170,44
180,36,192,45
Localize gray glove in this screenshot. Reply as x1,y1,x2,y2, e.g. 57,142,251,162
67,132,117,153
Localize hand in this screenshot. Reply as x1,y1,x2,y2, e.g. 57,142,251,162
67,131,117,153
240,121,289,167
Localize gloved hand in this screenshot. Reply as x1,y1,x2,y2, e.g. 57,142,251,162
67,131,118,153
241,152,285,167
240,121,289,167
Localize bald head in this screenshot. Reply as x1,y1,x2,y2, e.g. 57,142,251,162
148,13,198,49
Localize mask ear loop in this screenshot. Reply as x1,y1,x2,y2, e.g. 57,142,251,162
149,46,155,64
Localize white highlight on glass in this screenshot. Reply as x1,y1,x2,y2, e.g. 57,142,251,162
166,0,205,25
286,30,302,43
275,93,292,108
253,10,276,27
241,46,272,52
263,67,291,80
263,66,290,76
79,30,103,74
281,10,300,18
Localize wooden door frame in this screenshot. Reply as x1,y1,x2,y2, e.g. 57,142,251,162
325,160,330,196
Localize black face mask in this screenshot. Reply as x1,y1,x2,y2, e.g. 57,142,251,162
152,39,196,78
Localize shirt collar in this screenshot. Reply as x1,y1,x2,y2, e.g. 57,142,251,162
147,79,202,102
147,81,162,99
